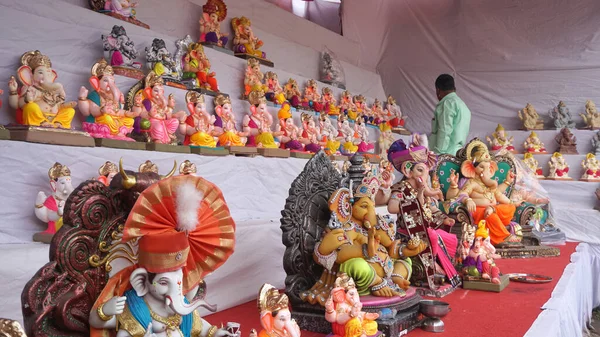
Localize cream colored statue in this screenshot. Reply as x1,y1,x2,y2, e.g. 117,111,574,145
547,152,571,180
523,153,544,179
523,131,547,154
378,122,395,157
518,103,543,130
581,100,600,130
486,124,515,152
581,153,600,181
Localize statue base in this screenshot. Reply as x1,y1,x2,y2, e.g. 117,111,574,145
392,127,412,136
496,244,560,258
558,146,578,155
321,80,346,90
94,138,146,150
463,274,510,292
362,153,381,163
233,53,274,67
113,66,144,80
201,42,235,56
415,283,459,298
545,176,573,181
0,127,10,140
32,232,53,244
291,289,423,337
330,154,349,161
146,143,191,153
188,87,227,98
258,147,291,158
96,11,150,29
523,121,544,131
580,177,600,182
226,146,258,157
290,151,313,159
190,146,230,156
7,125,95,147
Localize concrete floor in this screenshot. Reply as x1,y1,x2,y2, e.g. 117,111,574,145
587,308,600,337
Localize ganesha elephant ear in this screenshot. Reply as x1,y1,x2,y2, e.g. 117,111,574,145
328,188,352,225
461,160,476,178
130,268,149,297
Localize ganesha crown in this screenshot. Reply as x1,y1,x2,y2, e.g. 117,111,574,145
48,162,71,181
21,50,52,69
258,284,289,313
98,161,118,176
144,71,164,88
248,90,267,105
214,94,231,106
354,172,381,200
91,59,114,78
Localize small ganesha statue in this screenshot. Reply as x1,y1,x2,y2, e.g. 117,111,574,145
354,116,375,154
581,153,600,182
101,25,142,77
549,101,576,129
523,153,544,179
8,50,76,129
523,131,547,153
325,273,380,337
264,71,286,105
180,91,217,147
182,42,219,91
231,16,267,59
385,95,406,131
302,79,323,112
547,152,571,180
244,58,267,98
284,78,302,108
462,221,502,285
145,38,178,78
34,162,75,243
254,284,301,337
78,59,138,140
592,131,600,156
199,0,229,47
486,124,515,152
581,100,600,130
518,103,543,130
97,161,118,186
322,87,341,116
555,127,578,154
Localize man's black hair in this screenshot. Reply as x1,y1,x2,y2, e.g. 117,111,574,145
435,74,455,91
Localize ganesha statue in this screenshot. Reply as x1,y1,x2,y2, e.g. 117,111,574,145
182,42,219,92
180,91,218,147
214,94,248,147
549,101,576,129
283,79,302,108
555,127,578,154
338,115,358,155
199,0,229,47
385,95,406,131
302,80,323,112
145,38,178,78
264,71,286,105
8,50,76,129
354,116,375,154
89,0,148,28
446,140,523,247
339,91,357,121
244,90,279,148
319,114,341,155
276,104,304,151
518,103,543,130
97,161,119,186
79,59,138,140
592,131,600,157
34,162,74,243
523,153,544,179
244,58,267,98
462,221,502,285
581,100,600,130
523,131,547,154
378,122,394,157
102,25,143,78
253,284,301,337
322,87,341,116
581,153,600,182
325,274,380,337
231,16,268,60
370,99,385,125
300,113,322,153
486,124,515,152
547,152,571,180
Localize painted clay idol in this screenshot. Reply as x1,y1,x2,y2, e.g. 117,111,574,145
97,161,118,186
337,115,358,155
102,25,143,79
319,114,341,155
353,95,370,122
89,0,149,28
581,153,600,182
385,95,407,132
276,104,303,151
462,221,502,285
182,42,219,92
34,162,74,243
354,116,375,154
581,100,600,130
199,0,229,47
302,80,323,112
378,122,395,157
180,91,217,147
179,160,198,175
214,94,247,146
518,103,543,130
486,124,515,152
324,274,379,337
245,90,278,148
300,113,322,153
523,131,547,154
549,101,576,129
284,78,302,108
8,51,76,129
145,38,178,78
264,71,286,105
88,175,236,337
321,87,340,116
255,284,301,337
547,152,571,180
244,58,267,98
339,91,357,121
78,59,138,140
370,98,385,125
592,131,600,156
231,16,268,60
523,153,544,179
555,127,578,154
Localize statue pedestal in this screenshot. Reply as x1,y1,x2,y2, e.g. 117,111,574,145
187,87,227,98
7,125,95,147
233,53,274,67
291,289,424,337
545,176,573,181
415,283,459,298
94,11,150,29
580,177,600,182
94,138,146,150
523,121,545,130
290,151,313,159
258,148,290,158
558,146,578,154
32,232,53,244
226,146,258,157
0,127,10,140
362,153,381,163
330,154,349,161
201,42,235,56
463,274,510,292
190,146,230,156
146,143,191,153
113,66,144,80
392,127,412,136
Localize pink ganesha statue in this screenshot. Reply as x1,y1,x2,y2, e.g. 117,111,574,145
78,59,138,140
253,284,301,337
462,221,502,284
325,273,379,337
34,162,75,243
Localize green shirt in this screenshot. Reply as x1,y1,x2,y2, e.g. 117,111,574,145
429,92,471,155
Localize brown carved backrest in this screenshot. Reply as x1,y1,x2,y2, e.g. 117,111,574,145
21,170,160,337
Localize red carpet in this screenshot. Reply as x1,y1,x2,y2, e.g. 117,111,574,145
206,243,577,337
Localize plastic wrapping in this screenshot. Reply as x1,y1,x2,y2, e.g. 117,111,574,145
319,47,346,89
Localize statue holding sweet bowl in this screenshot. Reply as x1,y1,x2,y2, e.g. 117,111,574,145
581,99,600,130
180,91,217,147
78,59,138,140
8,50,76,129
199,0,229,47
102,25,143,78
523,131,547,154
486,124,515,152
378,122,395,157
231,16,270,62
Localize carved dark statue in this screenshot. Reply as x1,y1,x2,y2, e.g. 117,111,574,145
20,160,176,337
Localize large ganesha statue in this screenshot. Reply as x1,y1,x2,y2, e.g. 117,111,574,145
21,161,240,337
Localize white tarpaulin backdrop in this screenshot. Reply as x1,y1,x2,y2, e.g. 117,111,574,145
342,0,600,134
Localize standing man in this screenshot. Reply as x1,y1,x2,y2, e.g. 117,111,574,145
429,74,472,155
